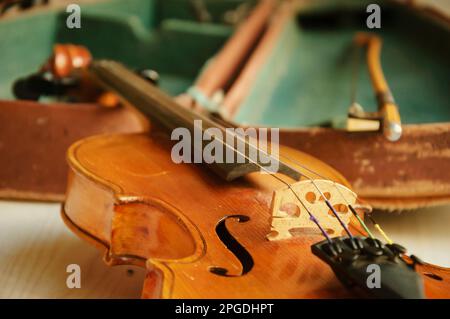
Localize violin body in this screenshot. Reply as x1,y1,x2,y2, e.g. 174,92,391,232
62,129,450,298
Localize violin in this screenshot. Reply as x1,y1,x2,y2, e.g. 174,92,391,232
40,45,450,298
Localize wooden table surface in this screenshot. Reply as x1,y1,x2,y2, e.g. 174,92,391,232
0,200,449,298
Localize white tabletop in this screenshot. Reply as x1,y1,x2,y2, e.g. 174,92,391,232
0,201,144,298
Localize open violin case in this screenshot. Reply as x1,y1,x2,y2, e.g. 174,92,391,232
187,0,450,210
0,0,254,200
1,0,449,210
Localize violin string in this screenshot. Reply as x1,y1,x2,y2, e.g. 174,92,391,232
94,62,344,243
278,142,391,243
348,204,375,238
194,125,333,242
238,129,367,240
350,40,362,106
217,141,334,243
191,118,353,240
227,130,356,239
227,144,333,242
367,214,393,244
212,130,351,242
204,123,358,240
144,98,334,242
277,153,366,228
209,129,348,241
308,179,354,239
173,102,375,241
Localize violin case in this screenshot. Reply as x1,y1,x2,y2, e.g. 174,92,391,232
0,0,254,201
1,0,449,210
191,0,450,210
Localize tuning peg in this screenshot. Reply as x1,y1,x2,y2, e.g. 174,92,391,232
12,71,78,100
344,237,364,250
364,237,383,248
409,255,425,270
386,243,407,255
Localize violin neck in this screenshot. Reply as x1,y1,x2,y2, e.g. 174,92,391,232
90,60,300,181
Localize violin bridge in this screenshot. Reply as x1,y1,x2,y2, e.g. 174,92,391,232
266,180,356,241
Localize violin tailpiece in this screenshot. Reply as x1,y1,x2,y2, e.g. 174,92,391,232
267,180,356,241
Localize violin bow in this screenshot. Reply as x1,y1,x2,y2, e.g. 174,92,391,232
347,32,402,142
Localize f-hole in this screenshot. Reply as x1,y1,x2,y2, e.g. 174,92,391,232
209,215,254,277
